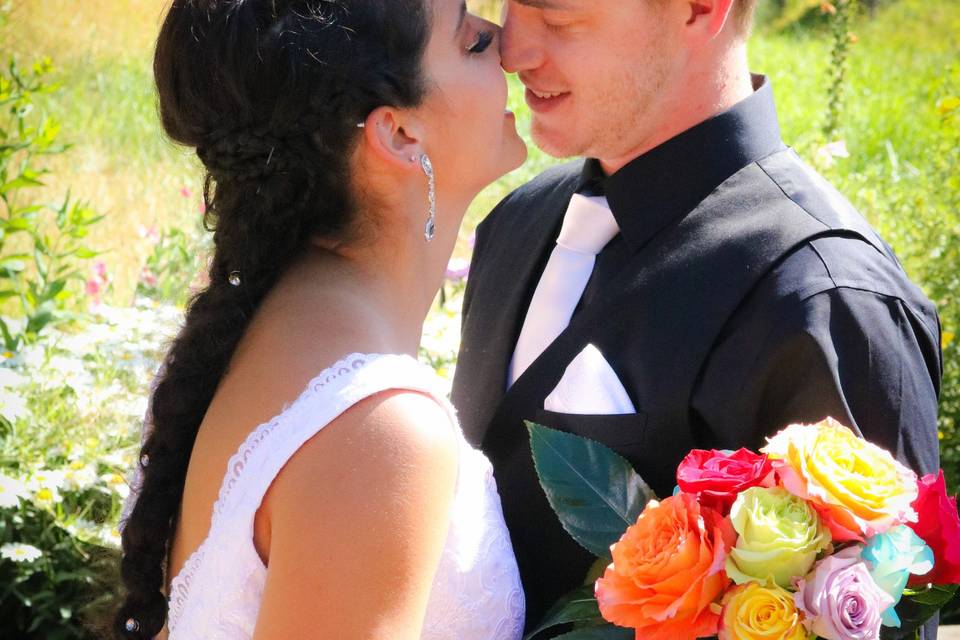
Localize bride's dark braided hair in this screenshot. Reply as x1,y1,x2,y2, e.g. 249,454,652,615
113,1,430,637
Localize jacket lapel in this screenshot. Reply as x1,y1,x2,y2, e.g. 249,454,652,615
455,167,581,445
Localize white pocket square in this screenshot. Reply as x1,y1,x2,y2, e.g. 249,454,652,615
543,344,637,415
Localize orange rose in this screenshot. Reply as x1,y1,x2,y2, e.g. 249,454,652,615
595,493,737,640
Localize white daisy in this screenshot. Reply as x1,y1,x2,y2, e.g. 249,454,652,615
0,472,28,508
1,543,42,562
62,517,100,542
0,390,29,422
32,486,63,506
100,472,131,499
99,527,122,548
29,468,67,492
0,366,26,389
100,451,127,468
64,462,98,491
46,356,95,392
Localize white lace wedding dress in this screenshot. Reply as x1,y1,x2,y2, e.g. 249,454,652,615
123,353,525,639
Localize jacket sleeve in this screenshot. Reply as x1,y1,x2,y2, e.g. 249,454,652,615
730,286,941,476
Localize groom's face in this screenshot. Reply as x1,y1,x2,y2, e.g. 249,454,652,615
501,0,682,162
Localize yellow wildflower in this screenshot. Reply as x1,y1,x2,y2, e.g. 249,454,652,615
937,96,960,115
944,331,956,349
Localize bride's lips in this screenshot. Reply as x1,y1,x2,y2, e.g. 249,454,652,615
524,87,571,114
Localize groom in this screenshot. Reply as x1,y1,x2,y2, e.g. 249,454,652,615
452,0,943,635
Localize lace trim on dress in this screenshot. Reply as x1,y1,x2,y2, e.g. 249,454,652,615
166,352,374,632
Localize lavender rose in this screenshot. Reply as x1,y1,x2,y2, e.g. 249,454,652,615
794,547,894,640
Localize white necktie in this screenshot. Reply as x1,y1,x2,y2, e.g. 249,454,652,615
508,194,620,386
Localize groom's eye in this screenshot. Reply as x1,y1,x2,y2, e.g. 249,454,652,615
543,19,573,33
467,30,494,54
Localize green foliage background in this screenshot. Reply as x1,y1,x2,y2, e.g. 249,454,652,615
0,0,958,636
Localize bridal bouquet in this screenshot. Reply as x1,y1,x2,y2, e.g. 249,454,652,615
525,417,960,640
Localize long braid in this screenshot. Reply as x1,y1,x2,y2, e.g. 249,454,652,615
112,1,430,637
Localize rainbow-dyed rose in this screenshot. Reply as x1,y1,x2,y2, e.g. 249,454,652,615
861,525,934,627
761,418,918,541
719,582,807,640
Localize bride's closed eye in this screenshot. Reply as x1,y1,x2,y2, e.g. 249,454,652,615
467,30,495,54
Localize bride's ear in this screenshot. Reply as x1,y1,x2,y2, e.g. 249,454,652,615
358,106,425,170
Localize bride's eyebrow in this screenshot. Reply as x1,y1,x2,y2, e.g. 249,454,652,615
455,1,467,39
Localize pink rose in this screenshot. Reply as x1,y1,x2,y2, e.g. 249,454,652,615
794,547,893,640
907,470,960,586
676,448,774,513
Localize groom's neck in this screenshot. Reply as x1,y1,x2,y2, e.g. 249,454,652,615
598,47,753,176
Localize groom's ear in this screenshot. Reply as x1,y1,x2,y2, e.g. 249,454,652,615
358,106,425,170
682,0,737,44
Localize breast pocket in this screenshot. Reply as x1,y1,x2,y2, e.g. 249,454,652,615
532,409,648,449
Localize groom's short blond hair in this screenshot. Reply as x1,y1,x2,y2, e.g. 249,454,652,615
731,0,760,37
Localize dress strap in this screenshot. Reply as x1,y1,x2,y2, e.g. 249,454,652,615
211,352,457,532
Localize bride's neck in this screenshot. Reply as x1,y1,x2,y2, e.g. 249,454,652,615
282,224,455,354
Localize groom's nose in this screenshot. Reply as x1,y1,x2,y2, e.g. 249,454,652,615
499,7,546,73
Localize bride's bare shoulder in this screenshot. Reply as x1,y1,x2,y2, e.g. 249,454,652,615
252,390,459,637
270,389,457,505
260,387,459,547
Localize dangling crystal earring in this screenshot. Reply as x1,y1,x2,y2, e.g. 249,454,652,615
420,154,436,242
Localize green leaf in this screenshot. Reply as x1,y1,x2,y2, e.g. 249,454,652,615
525,585,603,640
0,255,26,272
25,309,54,334
903,583,958,606
3,217,33,231
526,422,656,558
38,279,66,302
897,584,959,634
0,316,18,351
0,172,45,192
10,204,43,217
73,247,98,259
553,625,633,640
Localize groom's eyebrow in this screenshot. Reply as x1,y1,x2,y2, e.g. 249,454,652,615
513,0,576,8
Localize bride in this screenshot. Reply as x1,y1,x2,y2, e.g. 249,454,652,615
114,0,528,637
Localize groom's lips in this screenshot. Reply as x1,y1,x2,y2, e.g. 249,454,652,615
524,87,571,114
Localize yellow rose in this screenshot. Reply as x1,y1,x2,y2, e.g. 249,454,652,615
718,582,807,640
762,418,918,541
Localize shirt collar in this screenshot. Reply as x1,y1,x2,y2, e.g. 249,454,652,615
578,74,786,252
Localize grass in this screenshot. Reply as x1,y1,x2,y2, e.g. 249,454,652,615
1,0,199,304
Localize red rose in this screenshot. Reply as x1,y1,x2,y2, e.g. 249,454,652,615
907,470,960,586
676,448,774,514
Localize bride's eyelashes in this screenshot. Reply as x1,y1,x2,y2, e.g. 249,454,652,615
466,30,494,55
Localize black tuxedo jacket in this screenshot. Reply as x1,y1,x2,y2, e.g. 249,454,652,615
451,82,942,637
